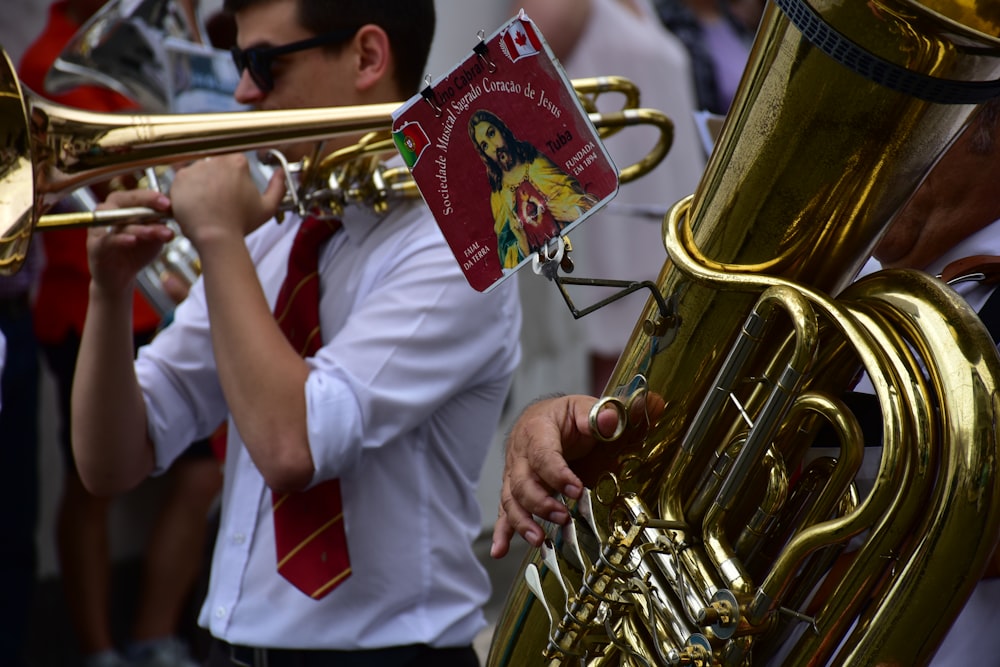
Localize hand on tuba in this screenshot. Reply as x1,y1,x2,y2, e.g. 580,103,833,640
492,394,619,558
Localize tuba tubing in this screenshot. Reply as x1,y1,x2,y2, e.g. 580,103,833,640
487,0,1000,665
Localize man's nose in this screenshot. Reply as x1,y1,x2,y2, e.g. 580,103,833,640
233,70,265,105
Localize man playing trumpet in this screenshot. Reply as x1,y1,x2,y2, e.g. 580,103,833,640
71,1,522,665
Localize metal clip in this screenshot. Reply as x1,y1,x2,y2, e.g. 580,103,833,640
420,77,443,117
474,32,497,73
531,236,566,280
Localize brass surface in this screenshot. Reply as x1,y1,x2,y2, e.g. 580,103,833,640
0,45,399,273
487,0,1000,665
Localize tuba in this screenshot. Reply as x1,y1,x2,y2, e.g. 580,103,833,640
488,0,1000,665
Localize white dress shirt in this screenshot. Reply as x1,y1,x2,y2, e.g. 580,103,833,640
135,197,522,649
566,0,707,358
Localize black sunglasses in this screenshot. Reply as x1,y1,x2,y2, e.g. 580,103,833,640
230,28,359,92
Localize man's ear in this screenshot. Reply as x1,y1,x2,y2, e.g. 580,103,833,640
352,24,391,92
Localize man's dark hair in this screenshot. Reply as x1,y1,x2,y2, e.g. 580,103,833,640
222,0,435,95
468,110,540,192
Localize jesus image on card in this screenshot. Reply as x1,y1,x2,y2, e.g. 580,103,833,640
391,11,619,292
467,109,599,268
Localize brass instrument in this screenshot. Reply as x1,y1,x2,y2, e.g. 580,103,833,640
43,0,224,113
31,0,260,313
31,0,661,307
488,0,1000,665
0,42,672,274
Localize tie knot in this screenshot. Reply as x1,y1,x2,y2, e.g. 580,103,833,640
285,215,342,278
294,215,342,252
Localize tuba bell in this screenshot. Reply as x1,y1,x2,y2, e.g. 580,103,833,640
488,0,1000,665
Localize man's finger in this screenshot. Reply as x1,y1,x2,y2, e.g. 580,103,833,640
498,492,544,548
526,444,583,501
507,470,569,526
490,513,516,558
100,189,171,211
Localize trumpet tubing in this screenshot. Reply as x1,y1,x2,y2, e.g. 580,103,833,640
0,46,398,273
488,0,1000,665
31,102,670,232
0,41,672,275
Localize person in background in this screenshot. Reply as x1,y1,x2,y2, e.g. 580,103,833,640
489,99,1000,665
18,1,222,665
651,0,757,115
70,1,522,666
516,0,706,395
728,0,765,34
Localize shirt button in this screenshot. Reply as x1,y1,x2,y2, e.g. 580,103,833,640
232,533,246,545
215,606,226,619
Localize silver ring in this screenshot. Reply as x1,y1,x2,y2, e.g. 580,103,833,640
588,396,627,442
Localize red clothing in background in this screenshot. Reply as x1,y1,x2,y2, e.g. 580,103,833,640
18,0,160,343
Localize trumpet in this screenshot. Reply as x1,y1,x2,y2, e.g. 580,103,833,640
0,43,673,275
33,133,419,231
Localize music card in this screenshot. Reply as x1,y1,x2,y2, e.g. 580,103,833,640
391,11,619,292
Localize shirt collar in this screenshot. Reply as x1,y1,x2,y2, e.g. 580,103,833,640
332,154,410,246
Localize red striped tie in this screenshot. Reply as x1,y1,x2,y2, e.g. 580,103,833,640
271,215,351,599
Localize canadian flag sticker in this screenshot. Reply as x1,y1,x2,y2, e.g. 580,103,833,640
499,18,542,63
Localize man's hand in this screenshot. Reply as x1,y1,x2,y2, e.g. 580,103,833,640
88,189,175,296
168,153,285,250
159,269,192,305
491,394,620,558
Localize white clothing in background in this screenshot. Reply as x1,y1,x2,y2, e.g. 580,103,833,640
565,0,707,359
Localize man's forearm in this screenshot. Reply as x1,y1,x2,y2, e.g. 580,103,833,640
197,235,314,491
71,283,155,495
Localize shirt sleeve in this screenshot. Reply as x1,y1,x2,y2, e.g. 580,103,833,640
136,273,229,474
303,212,522,482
